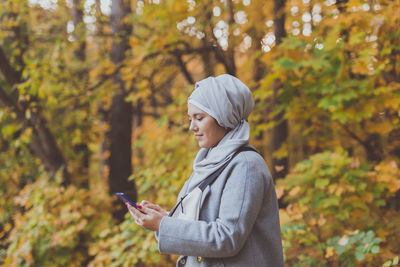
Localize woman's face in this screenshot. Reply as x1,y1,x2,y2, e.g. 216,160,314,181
188,103,228,148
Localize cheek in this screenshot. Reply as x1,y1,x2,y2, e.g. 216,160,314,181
205,123,221,143
200,121,213,136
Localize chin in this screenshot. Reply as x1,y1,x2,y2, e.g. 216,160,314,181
198,141,208,148
198,142,216,149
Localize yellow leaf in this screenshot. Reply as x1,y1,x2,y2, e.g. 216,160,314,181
286,203,304,220
89,69,98,80
275,185,284,199
279,210,290,225
122,71,135,82
352,62,370,75
318,215,327,226
335,185,345,196
362,192,374,203
309,218,317,226
129,37,140,47
325,246,335,258
104,66,115,75
288,186,301,196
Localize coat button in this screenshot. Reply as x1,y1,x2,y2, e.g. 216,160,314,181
179,258,186,265
197,256,202,262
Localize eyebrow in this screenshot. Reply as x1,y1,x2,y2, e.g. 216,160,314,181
187,113,205,117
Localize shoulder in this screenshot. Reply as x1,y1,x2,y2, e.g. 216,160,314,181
232,146,268,170
228,146,272,183
220,147,273,199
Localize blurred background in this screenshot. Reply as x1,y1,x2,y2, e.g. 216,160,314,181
0,0,399,266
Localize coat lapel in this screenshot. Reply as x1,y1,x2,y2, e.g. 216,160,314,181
200,185,211,206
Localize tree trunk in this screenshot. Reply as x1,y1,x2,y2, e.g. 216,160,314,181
72,0,86,62
201,39,215,77
272,0,288,179
108,0,137,223
212,0,236,76
250,0,268,155
201,8,215,77
224,0,236,75
71,0,90,188
0,48,70,186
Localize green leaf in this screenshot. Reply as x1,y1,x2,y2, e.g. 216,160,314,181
276,58,298,69
337,246,345,255
349,32,365,46
371,245,379,254
317,98,338,111
315,178,330,188
355,251,365,261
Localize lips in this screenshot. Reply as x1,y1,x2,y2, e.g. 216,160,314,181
195,135,203,140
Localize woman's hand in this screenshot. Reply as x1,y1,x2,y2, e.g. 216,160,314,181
140,200,168,216
127,200,167,231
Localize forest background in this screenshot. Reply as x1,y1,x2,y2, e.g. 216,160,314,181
0,0,399,266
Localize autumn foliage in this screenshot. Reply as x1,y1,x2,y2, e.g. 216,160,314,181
0,0,399,266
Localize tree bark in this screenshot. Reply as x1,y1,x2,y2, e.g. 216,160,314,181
272,0,288,179
201,39,215,77
108,0,137,222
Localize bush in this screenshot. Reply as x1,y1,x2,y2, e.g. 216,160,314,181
277,149,400,266
3,172,113,266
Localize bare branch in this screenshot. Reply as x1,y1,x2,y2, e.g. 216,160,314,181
175,54,194,84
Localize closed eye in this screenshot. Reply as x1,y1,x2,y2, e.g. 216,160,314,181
188,116,203,122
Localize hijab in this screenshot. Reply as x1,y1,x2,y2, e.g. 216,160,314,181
186,74,255,192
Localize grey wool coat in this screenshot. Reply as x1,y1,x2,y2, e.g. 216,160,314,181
157,148,284,267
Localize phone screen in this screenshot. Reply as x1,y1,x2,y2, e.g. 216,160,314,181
115,193,137,208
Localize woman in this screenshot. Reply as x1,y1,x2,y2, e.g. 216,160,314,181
128,74,284,266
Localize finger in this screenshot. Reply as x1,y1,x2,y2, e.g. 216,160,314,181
127,205,138,218
130,207,147,225
128,209,139,222
138,205,154,215
139,201,164,213
145,204,167,216
130,210,145,226
128,205,139,215
135,217,143,225
129,210,138,220
128,205,144,218
145,203,162,211
140,200,150,206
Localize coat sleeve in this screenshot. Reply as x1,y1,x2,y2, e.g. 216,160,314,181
157,154,268,258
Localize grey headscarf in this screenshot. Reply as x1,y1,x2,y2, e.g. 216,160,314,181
186,74,255,191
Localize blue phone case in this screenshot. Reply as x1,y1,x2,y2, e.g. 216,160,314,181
115,193,137,208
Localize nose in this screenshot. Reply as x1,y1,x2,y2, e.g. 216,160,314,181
189,120,198,132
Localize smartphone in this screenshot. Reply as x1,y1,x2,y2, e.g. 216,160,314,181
115,192,138,208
